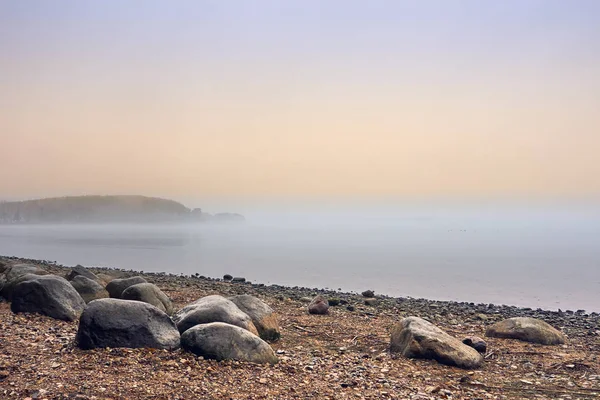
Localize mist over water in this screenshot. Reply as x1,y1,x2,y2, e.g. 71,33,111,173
1,204,599,312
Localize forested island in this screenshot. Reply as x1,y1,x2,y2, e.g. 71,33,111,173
0,196,244,224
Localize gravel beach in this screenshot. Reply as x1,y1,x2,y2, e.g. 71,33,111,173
1,256,599,399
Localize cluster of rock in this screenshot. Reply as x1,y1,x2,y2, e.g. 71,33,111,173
387,314,565,369
171,294,279,363
0,261,280,365
303,290,567,370
305,290,380,314
0,263,85,321
1,260,570,370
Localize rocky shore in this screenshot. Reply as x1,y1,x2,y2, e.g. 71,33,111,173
1,255,599,399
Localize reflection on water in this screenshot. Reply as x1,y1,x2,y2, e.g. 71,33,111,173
0,225,191,248
52,236,189,249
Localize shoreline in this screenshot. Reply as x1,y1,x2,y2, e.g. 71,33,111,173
1,255,599,399
1,217,597,313
2,254,598,320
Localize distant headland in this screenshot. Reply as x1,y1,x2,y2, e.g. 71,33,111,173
0,195,244,224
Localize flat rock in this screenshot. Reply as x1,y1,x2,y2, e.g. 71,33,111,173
121,282,173,314
229,295,281,342
181,322,278,364
76,298,180,350
485,317,566,345
173,295,258,335
106,276,147,298
70,275,109,303
308,295,329,315
11,275,86,321
390,316,483,369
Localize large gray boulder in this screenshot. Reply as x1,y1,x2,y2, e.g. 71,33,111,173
1,273,38,301
485,317,566,345
121,283,173,314
106,276,147,298
70,275,109,303
390,317,483,369
181,322,278,364
11,275,86,321
228,295,280,342
66,265,102,284
2,271,50,303
0,264,47,300
173,295,258,335
76,298,180,350
308,295,329,315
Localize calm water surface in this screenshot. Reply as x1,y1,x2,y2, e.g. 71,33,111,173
1,207,599,311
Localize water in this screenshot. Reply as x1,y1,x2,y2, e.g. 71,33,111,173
1,206,599,312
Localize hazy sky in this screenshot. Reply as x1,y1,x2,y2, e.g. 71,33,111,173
1,0,599,203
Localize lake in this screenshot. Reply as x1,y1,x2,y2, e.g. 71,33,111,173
1,205,599,311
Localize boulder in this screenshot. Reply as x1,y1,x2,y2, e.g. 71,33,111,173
69,275,109,303
308,295,329,315
181,322,278,364
76,298,180,350
462,336,487,353
485,317,566,345
66,265,102,283
121,283,173,314
228,295,280,342
1,273,37,301
11,275,85,321
390,316,483,369
1,265,48,301
106,276,147,298
173,295,258,335
223,274,233,281
361,290,375,298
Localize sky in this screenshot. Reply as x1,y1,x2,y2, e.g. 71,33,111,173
1,0,599,206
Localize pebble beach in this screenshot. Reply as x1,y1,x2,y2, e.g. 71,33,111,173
1,255,599,400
